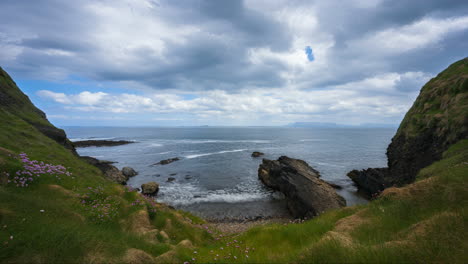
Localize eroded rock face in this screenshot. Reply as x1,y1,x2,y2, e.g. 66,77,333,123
349,58,468,195
81,156,128,184
122,167,138,178
258,156,346,218
141,182,159,196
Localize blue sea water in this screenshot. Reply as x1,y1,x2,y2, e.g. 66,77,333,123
65,127,395,220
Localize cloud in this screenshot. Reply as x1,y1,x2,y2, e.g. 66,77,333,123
2,0,468,125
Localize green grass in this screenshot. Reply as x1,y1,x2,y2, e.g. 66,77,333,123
182,140,468,263
0,109,212,263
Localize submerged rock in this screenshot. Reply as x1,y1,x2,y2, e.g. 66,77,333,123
251,151,265,158
153,157,180,165
258,156,346,218
141,182,159,196
122,167,138,177
167,177,176,182
81,156,128,184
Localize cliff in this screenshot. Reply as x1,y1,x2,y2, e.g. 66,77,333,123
349,57,468,195
0,67,77,154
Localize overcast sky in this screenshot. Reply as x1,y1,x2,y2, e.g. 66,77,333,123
1,0,467,126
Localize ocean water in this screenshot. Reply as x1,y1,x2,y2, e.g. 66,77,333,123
65,127,395,220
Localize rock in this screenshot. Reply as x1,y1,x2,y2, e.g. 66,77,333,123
81,156,128,184
122,167,138,177
327,182,343,190
185,175,192,179
141,182,159,196
347,168,392,197
167,177,176,182
73,140,134,148
347,58,468,195
170,173,177,176
258,156,346,218
153,157,180,165
251,151,265,157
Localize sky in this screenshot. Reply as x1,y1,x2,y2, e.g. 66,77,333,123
1,0,467,127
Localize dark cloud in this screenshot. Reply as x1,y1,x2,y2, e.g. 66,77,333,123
0,0,467,94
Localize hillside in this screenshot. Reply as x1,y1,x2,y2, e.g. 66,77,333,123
0,68,212,263
0,60,467,263
349,58,468,196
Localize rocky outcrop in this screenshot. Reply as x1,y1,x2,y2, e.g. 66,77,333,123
73,140,134,148
251,151,265,157
349,58,468,196
122,167,138,178
0,67,77,155
153,157,180,165
347,168,392,197
141,182,159,196
258,156,346,218
81,156,128,184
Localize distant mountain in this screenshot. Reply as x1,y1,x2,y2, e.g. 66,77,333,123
287,122,398,128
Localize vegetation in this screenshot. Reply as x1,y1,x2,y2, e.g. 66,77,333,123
0,63,466,263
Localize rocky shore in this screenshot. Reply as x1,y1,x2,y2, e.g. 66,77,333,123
73,140,135,148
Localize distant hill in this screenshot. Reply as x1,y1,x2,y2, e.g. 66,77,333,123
287,122,397,128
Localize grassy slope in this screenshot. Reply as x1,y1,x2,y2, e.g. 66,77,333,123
182,140,467,263
0,110,212,263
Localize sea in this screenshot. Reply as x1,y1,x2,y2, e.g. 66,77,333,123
64,127,395,221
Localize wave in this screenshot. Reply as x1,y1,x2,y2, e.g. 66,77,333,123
156,151,172,155
185,149,247,159
157,183,272,206
70,137,116,142
171,139,271,144
299,139,326,142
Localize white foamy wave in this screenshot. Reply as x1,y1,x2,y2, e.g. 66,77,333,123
156,151,172,155
299,139,326,142
70,137,116,142
172,139,271,144
185,149,247,159
157,183,271,206
315,162,345,168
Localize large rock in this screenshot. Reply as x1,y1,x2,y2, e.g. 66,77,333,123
141,182,159,196
348,58,468,196
81,156,128,184
258,156,346,218
122,167,138,177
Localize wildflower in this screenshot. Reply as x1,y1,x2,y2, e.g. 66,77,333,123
9,236,13,240
40,209,45,213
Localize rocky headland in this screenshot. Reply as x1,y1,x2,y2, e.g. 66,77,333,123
348,57,468,196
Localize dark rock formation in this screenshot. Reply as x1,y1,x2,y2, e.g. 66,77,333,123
122,167,138,177
153,157,180,165
167,177,176,182
141,182,159,196
258,156,346,218
348,58,468,196
347,168,391,197
251,151,265,157
81,156,128,184
326,182,343,190
73,140,134,148
0,67,77,155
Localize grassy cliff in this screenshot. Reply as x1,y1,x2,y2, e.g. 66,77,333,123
0,62,467,263
0,68,212,263
387,57,468,185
